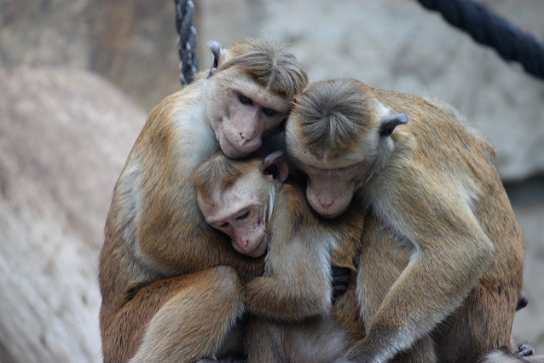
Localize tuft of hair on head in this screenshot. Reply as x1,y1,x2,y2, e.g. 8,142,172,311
219,37,309,101
189,150,260,203
290,79,376,159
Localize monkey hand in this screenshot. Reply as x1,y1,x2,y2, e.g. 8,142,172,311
331,265,350,304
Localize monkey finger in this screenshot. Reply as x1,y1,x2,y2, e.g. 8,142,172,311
332,275,350,284
516,343,535,357
332,266,350,277
332,284,349,305
333,286,348,296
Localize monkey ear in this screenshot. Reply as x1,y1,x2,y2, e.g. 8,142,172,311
260,151,289,185
379,113,409,137
207,40,222,79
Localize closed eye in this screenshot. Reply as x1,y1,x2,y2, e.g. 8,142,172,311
238,94,253,106
219,222,229,228
262,108,278,117
236,210,250,220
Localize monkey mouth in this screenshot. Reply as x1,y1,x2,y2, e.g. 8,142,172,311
243,235,268,258
309,198,350,219
220,132,262,159
319,209,346,219
220,137,245,159
220,134,252,159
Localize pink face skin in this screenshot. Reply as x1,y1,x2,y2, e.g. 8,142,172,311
198,175,270,258
289,148,369,219
303,163,366,219
210,76,290,159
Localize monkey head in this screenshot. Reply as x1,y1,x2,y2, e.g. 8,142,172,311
190,150,288,257
285,79,408,218
202,39,308,159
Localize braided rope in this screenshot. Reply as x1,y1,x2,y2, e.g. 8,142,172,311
174,0,199,85
417,0,544,80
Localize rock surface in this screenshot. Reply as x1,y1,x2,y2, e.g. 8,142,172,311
0,67,145,363
0,0,180,111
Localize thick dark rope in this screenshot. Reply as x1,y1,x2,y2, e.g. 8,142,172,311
174,0,199,85
416,0,544,80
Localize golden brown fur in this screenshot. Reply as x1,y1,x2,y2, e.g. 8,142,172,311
216,38,308,98
99,38,307,363
192,153,437,363
192,153,366,362
286,78,524,363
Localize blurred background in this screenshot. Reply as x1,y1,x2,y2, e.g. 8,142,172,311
1,1,543,362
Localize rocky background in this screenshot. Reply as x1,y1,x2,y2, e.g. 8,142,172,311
0,1,543,362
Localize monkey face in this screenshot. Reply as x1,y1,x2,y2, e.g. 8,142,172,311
196,171,271,258
206,70,290,159
286,138,369,219
303,162,364,219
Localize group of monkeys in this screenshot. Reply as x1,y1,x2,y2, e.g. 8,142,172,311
98,38,541,363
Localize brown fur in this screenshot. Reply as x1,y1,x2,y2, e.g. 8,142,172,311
217,38,308,98
99,38,307,363
292,79,377,158
193,153,437,363
193,153,367,362
287,79,524,363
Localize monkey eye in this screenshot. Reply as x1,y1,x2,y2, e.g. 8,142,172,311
262,108,278,117
238,94,253,106
236,210,250,220
219,222,229,228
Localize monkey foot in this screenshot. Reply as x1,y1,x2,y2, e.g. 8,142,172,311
517,343,535,357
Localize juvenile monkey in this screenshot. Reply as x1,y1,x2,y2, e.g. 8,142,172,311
285,78,525,363
98,38,308,363
190,151,437,363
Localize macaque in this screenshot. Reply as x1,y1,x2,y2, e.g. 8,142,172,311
190,151,438,363
285,78,525,363
98,38,308,363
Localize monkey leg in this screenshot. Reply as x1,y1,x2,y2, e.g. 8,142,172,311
102,266,245,363
129,265,246,363
244,318,288,363
432,284,518,363
245,316,349,363
389,335,437,363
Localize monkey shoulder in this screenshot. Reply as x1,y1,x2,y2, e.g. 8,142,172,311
137,80,215,162
272,182,316,226
268,181,324,247
105,83,222,278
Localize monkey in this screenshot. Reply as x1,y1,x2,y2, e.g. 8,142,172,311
284,78,525,363
98,38,308,363
190,150,440,363
191,151,537,363
189,149,366,363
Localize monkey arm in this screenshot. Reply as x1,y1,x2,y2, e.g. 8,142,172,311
345,189,496,363
244,232,333,321
100,267,246,363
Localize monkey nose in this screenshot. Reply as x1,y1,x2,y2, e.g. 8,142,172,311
240,132,250,142
239,130,257,144
317,195,334,209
